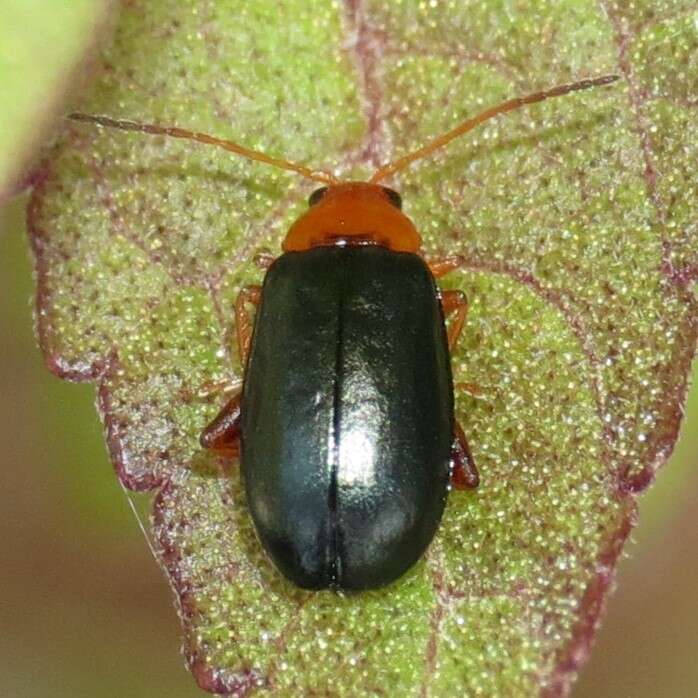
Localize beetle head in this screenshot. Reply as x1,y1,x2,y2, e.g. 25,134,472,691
282,182,421,253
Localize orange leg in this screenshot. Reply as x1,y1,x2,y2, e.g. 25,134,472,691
441,289,469,352
455,381,486,399
200,391,242,458
234,285,262,365
426,254,464,279
196,377,242,399
201,285,261,457
450,421,479,490
425,253,468,351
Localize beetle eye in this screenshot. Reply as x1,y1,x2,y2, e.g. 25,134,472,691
308,187,328,207
382,187,402,210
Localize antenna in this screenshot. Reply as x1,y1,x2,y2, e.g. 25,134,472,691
369,74,620,183
67,112,340,186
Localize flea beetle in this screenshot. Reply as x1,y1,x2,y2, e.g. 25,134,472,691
70,74,619,590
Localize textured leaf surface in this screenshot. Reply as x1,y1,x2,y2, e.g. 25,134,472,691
0,0,109,197
28,1,697,696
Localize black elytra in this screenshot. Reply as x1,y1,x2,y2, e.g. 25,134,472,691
241,246,452,590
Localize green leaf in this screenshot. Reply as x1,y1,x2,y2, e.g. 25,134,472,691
0,0,110,198
28,1,697,695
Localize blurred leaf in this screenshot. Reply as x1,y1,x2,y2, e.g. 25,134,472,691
27,1,697,696
0,0,110,198
575,362,698,697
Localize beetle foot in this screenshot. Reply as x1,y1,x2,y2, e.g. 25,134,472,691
254,250,276,269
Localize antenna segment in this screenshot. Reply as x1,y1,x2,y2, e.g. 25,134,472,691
369,74,620,183
67,113,340,186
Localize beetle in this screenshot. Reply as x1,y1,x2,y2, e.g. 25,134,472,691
70,73,619,590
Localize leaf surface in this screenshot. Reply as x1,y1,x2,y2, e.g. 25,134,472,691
28,1,697,695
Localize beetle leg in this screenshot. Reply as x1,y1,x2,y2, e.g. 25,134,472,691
235,285,262,365
455,381,486,399
254,251,276,269
450,421,479,490
196,376,242,399
440,289,469,352
426,254,464,279
200,285,261,457
441,292,489,398
200,391,242,458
